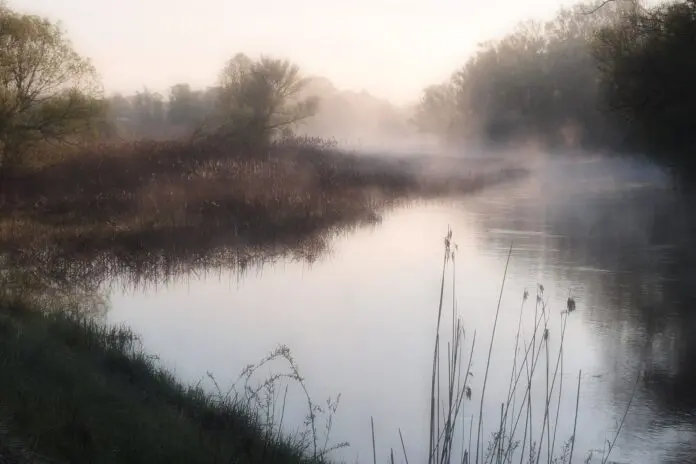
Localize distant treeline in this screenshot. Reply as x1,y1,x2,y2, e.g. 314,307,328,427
0,2,413,172
104,76,413,142
413,0,696,173
5,0,696,175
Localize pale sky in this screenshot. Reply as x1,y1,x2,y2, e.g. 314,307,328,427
10,0,578,104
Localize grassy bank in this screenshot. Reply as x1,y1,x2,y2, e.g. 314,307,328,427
0,301,328,464
0,230,639,464
0,138,526,256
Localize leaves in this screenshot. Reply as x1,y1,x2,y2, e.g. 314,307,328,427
412,83,459,136
592,0,696,158
416,0,630,147
0,5,102,167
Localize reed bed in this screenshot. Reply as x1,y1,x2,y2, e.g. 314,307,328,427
392,230,640,464
0,137,526,257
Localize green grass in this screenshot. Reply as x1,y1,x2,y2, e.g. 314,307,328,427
0,302,329,464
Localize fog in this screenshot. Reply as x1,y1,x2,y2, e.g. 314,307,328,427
6,0,599,158
4,0,696,462
6,0,684,165
9,0,581,104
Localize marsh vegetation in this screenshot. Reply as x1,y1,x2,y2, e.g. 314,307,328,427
2,0,696,462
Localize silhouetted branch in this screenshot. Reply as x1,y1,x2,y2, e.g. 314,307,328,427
582,0,618,15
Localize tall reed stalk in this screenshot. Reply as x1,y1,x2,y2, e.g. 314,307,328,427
421,230,638,464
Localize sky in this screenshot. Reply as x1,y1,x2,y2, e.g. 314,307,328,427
9,0,580,104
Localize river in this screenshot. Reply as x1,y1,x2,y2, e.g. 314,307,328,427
98,153,695,463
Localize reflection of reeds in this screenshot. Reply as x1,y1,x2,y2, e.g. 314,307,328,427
0,229,334,295
0,138,527,303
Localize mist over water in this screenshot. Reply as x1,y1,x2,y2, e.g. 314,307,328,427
4,0,696,461
90,151,694,464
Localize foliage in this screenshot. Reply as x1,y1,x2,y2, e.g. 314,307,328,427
132,89,165,128
593,0,696,167
0,4,103,168
416,1,631,149
407,0,664,151
167,83,212,127
411,83,460,139
104,78,414,146
414,0,696,174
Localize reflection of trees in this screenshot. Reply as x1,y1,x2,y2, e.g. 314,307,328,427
562,191,696,463
466,158,696,460
546,185,696,413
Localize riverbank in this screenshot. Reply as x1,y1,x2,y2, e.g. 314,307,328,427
0,139,526,257
0,140,533,464
0,211,649,463
0,302,327,464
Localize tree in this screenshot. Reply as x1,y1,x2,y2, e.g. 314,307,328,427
593,0,696,164
168,83,202,126
418,0,631,149
107,93,132,120
0,4,102,169
132,88,165,127
412,83,459,138
207,53,319,146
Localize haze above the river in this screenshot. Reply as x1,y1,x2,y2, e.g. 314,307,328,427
10,0,586,104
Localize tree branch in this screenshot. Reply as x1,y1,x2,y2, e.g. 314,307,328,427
582,0,618,15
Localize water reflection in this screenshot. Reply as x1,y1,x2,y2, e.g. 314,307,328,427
0,215,375,295
0,248,109,318
459,156,696,463
0,211,364,328
3,154,696,463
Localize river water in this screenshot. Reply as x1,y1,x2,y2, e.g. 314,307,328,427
101,154,695,464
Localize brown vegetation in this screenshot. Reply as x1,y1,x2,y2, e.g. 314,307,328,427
0,138,526,260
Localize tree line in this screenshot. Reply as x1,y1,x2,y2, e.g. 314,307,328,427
0,0,318,170
102,53,319,144
414,0,696,174
0,2,414,171
5,0,696,175
106,74,412,143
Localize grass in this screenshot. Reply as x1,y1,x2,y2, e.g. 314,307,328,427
0,136,527,259
0,229,641,464
0,132,634,464
0,135,528,316
0,299,345,464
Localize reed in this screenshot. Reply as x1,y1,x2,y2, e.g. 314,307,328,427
409,230,640,464
0,227,640,464
0,137,526,259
